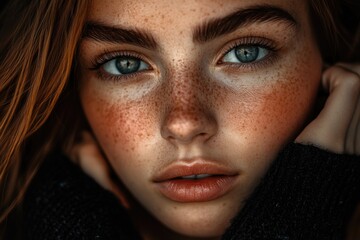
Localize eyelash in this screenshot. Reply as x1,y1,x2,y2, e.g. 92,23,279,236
218,36,279,70
90,50,151,82
90,36,279,82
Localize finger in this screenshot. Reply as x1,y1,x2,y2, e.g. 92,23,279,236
76,132,113,190
356,100,360,155
356,123,360,155
345,96,360,154
74,131,131,208
337,63,360,155
296,66,360,153
337,63,360,75
321,66,360,152
68,131,97,164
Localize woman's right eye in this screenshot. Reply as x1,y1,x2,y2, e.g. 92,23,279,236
102,56,150,76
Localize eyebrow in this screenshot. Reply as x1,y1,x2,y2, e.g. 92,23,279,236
82,21,159,50
81,5,297,49
193,5,298,43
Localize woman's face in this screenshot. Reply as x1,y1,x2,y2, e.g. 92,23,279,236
78,0,322,238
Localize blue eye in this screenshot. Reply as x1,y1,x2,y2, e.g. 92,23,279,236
102,56,149,76
222,45,269,64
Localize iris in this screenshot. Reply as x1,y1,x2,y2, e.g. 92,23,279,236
222,45,269,64
115,57,141,74
235,46,259,63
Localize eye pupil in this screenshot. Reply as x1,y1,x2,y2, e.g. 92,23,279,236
116,57,140,74
235,46,259,63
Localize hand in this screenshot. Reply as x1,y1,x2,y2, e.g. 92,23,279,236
69,131,130,208
296,63,360,155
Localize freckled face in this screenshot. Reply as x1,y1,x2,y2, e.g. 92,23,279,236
78,0,322,238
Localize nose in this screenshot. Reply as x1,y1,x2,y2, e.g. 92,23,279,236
161,73,218,145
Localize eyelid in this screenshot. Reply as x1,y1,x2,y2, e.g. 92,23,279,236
89,50,152,70
216,36,278,64
89,49,153,82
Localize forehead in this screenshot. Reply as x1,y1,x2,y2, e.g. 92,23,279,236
87,0,308,32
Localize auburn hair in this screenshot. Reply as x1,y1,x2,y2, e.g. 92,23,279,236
0,0,89,238
0,0,359,238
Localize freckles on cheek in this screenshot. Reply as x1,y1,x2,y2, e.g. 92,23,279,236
258,80,313,140
259,73,320,141
226,73,320,151
82,92,157,160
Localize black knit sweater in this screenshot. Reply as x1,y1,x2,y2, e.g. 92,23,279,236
23,143,360,239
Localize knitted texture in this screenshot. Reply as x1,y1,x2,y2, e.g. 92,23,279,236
23,153,141,240
222,143,360,240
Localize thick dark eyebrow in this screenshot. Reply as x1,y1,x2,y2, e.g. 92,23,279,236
82,21,158,50
81,5,296,49
193,5,297,43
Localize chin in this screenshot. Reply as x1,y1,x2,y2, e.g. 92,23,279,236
153,199,239,238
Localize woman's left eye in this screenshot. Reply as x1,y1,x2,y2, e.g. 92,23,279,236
102,56,150,76
222,45,269,64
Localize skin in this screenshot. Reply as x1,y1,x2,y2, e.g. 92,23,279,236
75,0,360,239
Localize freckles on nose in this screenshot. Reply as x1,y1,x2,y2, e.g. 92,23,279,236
163,86,205,140
160,68,218,143
165,105,204,137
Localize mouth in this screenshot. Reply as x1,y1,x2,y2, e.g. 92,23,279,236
153,160,239,203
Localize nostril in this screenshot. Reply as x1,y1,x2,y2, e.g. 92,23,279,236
161,116,217,144
161,103,218,144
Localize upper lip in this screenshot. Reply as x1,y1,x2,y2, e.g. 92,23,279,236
152,158,239,182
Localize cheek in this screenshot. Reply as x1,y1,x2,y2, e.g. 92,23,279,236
223,65,321,157
80,88,159,164
258,78,316,139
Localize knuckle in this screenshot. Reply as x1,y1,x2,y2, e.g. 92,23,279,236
335,69,360,93
322,65,340,78
323,65,360,91
343,71,360,85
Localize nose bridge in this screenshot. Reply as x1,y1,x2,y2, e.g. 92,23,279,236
167,67,207,124
161,68,217,144
170,70,201,110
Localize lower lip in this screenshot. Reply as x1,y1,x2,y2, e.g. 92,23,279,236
155,175,238,202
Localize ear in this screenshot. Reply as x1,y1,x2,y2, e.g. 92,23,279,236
69,131,130,209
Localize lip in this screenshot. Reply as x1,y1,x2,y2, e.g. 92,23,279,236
153,159,239,202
